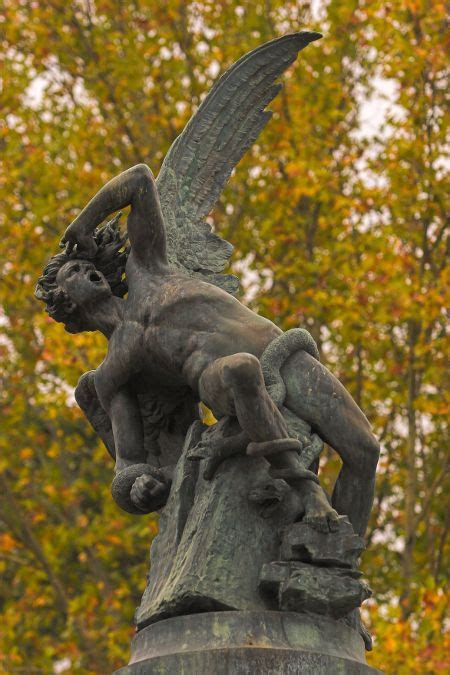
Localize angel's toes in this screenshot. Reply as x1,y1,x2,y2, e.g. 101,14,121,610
303,505,340,533
327,509,340,531
247,437,301,457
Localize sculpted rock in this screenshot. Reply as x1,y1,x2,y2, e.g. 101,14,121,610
260,561,371,619
280,516,366,568
135,422,297,628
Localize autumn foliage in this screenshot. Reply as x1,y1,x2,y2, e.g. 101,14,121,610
0,1,448,673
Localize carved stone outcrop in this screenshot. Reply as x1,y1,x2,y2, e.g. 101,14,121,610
135,422,289,628
260,561,371,619
280,515,366,568
260,513,370,624
123,420,378,672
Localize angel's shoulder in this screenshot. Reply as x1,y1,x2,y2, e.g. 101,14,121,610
150,272,205,300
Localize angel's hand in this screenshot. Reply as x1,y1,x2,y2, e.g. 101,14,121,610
60,221,98,258
130,472,170,512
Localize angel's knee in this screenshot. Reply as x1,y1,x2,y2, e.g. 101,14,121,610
361,433,380,478
130,163,153,182
344,429,379,479
75,370,97,409
223,353,263,393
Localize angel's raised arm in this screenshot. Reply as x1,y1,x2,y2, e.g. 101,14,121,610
61,164,167,268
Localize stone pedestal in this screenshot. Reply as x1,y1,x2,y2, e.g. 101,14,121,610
114,422,382,673
115,610,381,674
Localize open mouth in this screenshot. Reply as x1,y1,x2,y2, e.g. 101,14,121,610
89,271,102,283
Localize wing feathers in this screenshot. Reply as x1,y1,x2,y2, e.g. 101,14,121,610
156,32,321,293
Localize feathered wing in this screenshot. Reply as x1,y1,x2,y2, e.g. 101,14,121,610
156,31,322,294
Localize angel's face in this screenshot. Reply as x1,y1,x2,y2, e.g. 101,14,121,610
57,259,112,308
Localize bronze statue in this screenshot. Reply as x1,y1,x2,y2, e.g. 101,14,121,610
36,34,383,667
36,33,378,541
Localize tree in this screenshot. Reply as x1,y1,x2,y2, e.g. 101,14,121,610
0,1,448,672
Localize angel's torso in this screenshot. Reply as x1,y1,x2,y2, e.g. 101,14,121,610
109,266,281,394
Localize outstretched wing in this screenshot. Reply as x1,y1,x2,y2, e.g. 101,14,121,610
156,31,321,294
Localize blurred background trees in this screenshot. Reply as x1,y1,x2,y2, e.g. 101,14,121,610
0,1,448,672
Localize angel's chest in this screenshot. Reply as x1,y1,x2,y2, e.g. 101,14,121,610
110,323,182,390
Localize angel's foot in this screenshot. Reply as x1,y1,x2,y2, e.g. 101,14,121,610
188,430,248,480
188,430,248,460
302,483,340,533
303,509,340,533
247,438,320,485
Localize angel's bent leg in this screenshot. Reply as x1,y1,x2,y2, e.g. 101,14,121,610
75,370,116,460
198,353,328,489
199,353,289,442
282,350,380,537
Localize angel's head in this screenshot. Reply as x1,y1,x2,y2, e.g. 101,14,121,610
35,214,129,333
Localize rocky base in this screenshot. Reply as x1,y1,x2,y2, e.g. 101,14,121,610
261,561,371,619
115,610,382,674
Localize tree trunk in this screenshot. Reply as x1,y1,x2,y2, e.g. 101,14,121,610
400,322,419,618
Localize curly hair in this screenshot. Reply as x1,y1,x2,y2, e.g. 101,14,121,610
35,213,129,333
